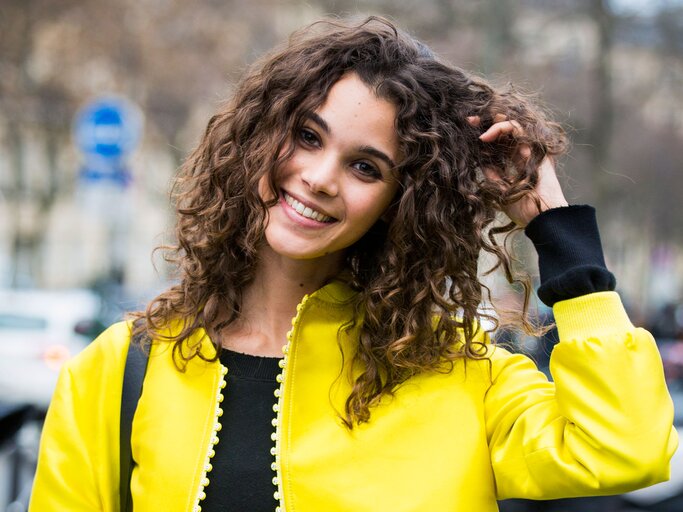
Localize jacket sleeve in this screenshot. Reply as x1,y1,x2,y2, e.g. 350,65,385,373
29,322,131,512
486,291,678,500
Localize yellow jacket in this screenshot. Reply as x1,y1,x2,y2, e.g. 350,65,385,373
30,283,677,511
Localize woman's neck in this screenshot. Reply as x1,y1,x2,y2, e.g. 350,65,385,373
218,246,345,356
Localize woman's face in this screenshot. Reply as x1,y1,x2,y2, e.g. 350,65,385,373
260,73,401,264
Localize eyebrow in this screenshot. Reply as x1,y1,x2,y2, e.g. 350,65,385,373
357,146,396,169
307,112,330,134
305,112,397,169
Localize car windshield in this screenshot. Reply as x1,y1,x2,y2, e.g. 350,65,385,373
0,314,48,330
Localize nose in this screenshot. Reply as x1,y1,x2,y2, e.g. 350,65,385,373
300,154,339,197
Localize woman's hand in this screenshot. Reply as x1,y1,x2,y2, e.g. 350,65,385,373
469,115,568,227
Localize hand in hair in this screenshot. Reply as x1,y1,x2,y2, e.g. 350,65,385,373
469,114,568,227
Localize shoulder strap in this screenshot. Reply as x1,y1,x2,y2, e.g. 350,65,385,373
120,328,150,512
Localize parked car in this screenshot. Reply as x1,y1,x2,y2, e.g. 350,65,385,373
0,289,102,410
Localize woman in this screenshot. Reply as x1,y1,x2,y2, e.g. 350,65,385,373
30,16,676,512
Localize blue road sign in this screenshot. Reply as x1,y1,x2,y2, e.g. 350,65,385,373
73,96,143,159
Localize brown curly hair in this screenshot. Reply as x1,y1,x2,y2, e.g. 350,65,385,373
130,16,567,426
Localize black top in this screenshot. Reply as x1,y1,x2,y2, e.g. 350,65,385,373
200,350,280,512
201,204,615,511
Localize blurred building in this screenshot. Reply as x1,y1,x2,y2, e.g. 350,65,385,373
0,0,681,314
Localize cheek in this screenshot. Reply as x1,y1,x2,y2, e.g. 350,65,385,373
352,196,394,231
258,174,278,202
371,185,400,221
261,152,299,200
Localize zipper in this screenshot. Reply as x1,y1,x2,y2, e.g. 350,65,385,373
271,293,311,512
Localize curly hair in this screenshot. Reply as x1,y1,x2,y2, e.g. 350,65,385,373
130,16,567,427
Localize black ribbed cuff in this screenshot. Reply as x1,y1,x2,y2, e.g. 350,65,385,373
524,205,616,306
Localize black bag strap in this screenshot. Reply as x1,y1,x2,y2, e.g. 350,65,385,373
120,327,150,512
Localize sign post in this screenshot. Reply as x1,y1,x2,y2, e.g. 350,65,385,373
73,96,143,285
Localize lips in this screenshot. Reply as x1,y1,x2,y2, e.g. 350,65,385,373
283,192,336,223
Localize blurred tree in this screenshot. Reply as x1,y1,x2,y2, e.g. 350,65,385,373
0,0,79,285
587,0,615,207
0,0,682,305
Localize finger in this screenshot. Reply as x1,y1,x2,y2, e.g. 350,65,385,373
479,120,524,142
481,165,503,182
479,120,524,141
468,114,508,130
466,116,481,127
509,143,533,171
519,143,531,160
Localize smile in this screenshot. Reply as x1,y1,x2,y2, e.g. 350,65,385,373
283,192,335,223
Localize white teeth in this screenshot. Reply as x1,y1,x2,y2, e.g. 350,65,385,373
284,193,334,222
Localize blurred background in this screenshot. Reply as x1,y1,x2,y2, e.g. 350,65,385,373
1,0,683,510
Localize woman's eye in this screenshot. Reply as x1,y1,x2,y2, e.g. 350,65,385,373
352,161,381,179
299,128,320,147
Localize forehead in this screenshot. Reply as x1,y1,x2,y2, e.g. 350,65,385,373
313,73,400,160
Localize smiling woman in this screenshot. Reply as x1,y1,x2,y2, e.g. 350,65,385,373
30,16,677,512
